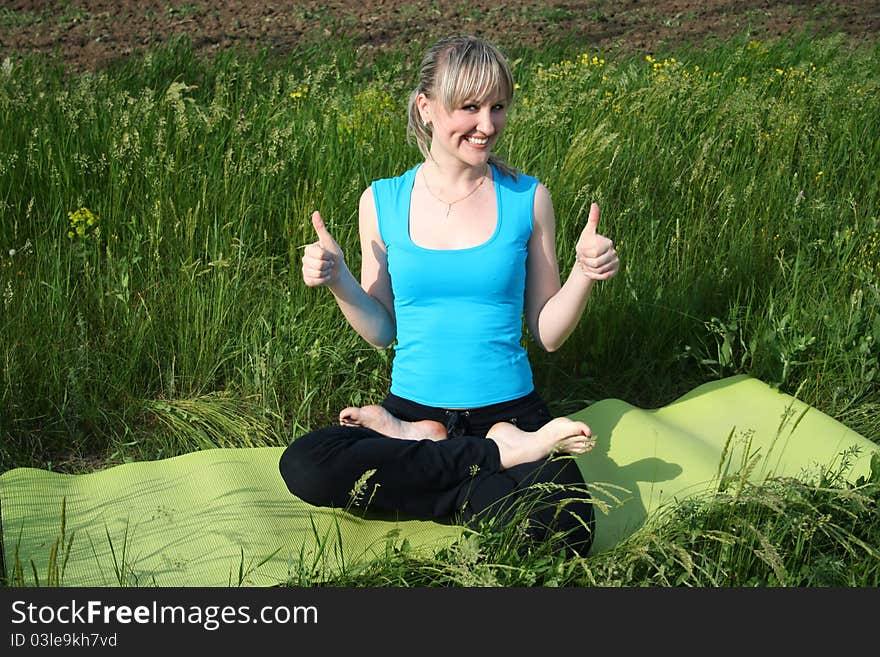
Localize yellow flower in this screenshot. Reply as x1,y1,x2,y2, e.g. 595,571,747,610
66,206,100,241
289,85,309,100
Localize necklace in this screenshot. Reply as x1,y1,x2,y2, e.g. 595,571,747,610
421,164,489,218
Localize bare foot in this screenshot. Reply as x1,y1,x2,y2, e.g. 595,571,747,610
487,417,596,469
339,405,448,441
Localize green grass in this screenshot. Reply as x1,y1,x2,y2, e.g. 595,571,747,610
0,8,43,29
318,461,880,587
1,30,878,585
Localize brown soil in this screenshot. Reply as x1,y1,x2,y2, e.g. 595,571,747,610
1,1,878,72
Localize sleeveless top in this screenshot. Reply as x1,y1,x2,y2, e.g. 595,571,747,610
372,163,537,408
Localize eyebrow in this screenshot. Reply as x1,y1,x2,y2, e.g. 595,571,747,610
459,95,507,106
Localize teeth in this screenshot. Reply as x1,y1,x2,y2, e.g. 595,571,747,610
467,136,488,145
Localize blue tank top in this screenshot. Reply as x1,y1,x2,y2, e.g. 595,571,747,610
372,163,537,408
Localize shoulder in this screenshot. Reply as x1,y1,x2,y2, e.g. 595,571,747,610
531,182,555,233
371,165,420,196
368,165,420,242
533,181,553,210
498,167,545,215
359,185,376,212
526,177,549,196
358,185,380,245
494,165,539,194
358,186,389,253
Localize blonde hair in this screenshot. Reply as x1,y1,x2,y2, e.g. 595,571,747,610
407,35,518,179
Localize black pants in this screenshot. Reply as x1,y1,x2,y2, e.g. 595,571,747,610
278,390,594,555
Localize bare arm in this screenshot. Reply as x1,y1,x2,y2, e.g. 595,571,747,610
524,184,618,352
300,187,396,348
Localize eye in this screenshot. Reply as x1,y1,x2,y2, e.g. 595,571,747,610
492,103,506,111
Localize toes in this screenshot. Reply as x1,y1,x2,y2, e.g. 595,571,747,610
549,418,592,437
339,407,359,425
556,433,597,454
574,422,593,438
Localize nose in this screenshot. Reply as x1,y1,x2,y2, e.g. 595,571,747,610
476,107,495,135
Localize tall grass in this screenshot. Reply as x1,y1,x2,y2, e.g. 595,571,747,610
3,32,876,469
313,459,880,587
1,31,878,584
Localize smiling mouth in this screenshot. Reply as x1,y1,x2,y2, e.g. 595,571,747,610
466,136,489,145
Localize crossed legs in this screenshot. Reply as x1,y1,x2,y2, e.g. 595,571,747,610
279,401,597,556
340,403,596,468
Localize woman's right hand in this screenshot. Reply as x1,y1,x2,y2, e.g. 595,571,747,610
302,211,347,288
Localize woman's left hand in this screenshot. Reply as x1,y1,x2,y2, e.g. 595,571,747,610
576,203,619,281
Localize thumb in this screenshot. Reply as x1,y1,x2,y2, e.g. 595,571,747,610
584,202,600,236
311,211,335,247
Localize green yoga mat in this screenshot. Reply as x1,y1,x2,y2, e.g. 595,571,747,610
1,375,877,587
568,375,877,552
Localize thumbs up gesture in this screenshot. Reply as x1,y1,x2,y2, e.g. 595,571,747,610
302,211,347,288
576,203,619,281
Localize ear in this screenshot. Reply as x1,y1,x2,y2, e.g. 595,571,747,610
416,92,431,125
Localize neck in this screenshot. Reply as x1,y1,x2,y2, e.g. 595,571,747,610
420,160,491,215
424,157,491,186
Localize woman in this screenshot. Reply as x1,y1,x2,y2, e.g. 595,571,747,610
280,35,618,555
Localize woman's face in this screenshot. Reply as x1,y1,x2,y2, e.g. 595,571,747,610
420,92,508,169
